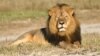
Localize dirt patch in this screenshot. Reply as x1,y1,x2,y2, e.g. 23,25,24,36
81,23,100,34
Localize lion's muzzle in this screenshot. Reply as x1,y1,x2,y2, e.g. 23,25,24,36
57,20,66,32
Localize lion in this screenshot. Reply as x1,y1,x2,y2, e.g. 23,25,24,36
10,4,81,49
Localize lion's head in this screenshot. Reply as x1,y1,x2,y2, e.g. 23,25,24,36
48,4,79,36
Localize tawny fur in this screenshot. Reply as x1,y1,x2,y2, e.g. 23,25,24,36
11,4,81,49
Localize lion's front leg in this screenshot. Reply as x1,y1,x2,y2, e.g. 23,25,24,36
59,41,73,50
59,41,81,50
73,41,81,48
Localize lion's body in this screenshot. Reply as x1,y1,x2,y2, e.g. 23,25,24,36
11,4,81,49
11,28,50,45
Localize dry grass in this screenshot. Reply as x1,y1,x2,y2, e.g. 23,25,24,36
0,33,100,56
0,0,100,23
0,0,100,11
76,10,100,23
82,33,100,51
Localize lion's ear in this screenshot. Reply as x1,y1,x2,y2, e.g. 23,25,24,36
48,7,57,16
48,9,53,16
48,9,55,16
68,8,74,16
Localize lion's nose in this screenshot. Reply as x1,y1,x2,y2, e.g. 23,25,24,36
59,21,64,25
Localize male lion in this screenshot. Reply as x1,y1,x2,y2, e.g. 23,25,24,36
11,4,81,49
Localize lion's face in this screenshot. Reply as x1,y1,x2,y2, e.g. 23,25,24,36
56,10,69,32
48,4,75,36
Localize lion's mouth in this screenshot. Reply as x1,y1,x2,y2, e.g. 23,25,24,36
59,28,65,32
58,24,66,32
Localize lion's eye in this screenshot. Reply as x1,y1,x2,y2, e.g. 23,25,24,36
65,16,67,18
56,17,59,20
56,17,58,19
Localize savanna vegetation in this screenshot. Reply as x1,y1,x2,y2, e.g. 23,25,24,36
0,0,100,22
0,0,100,56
